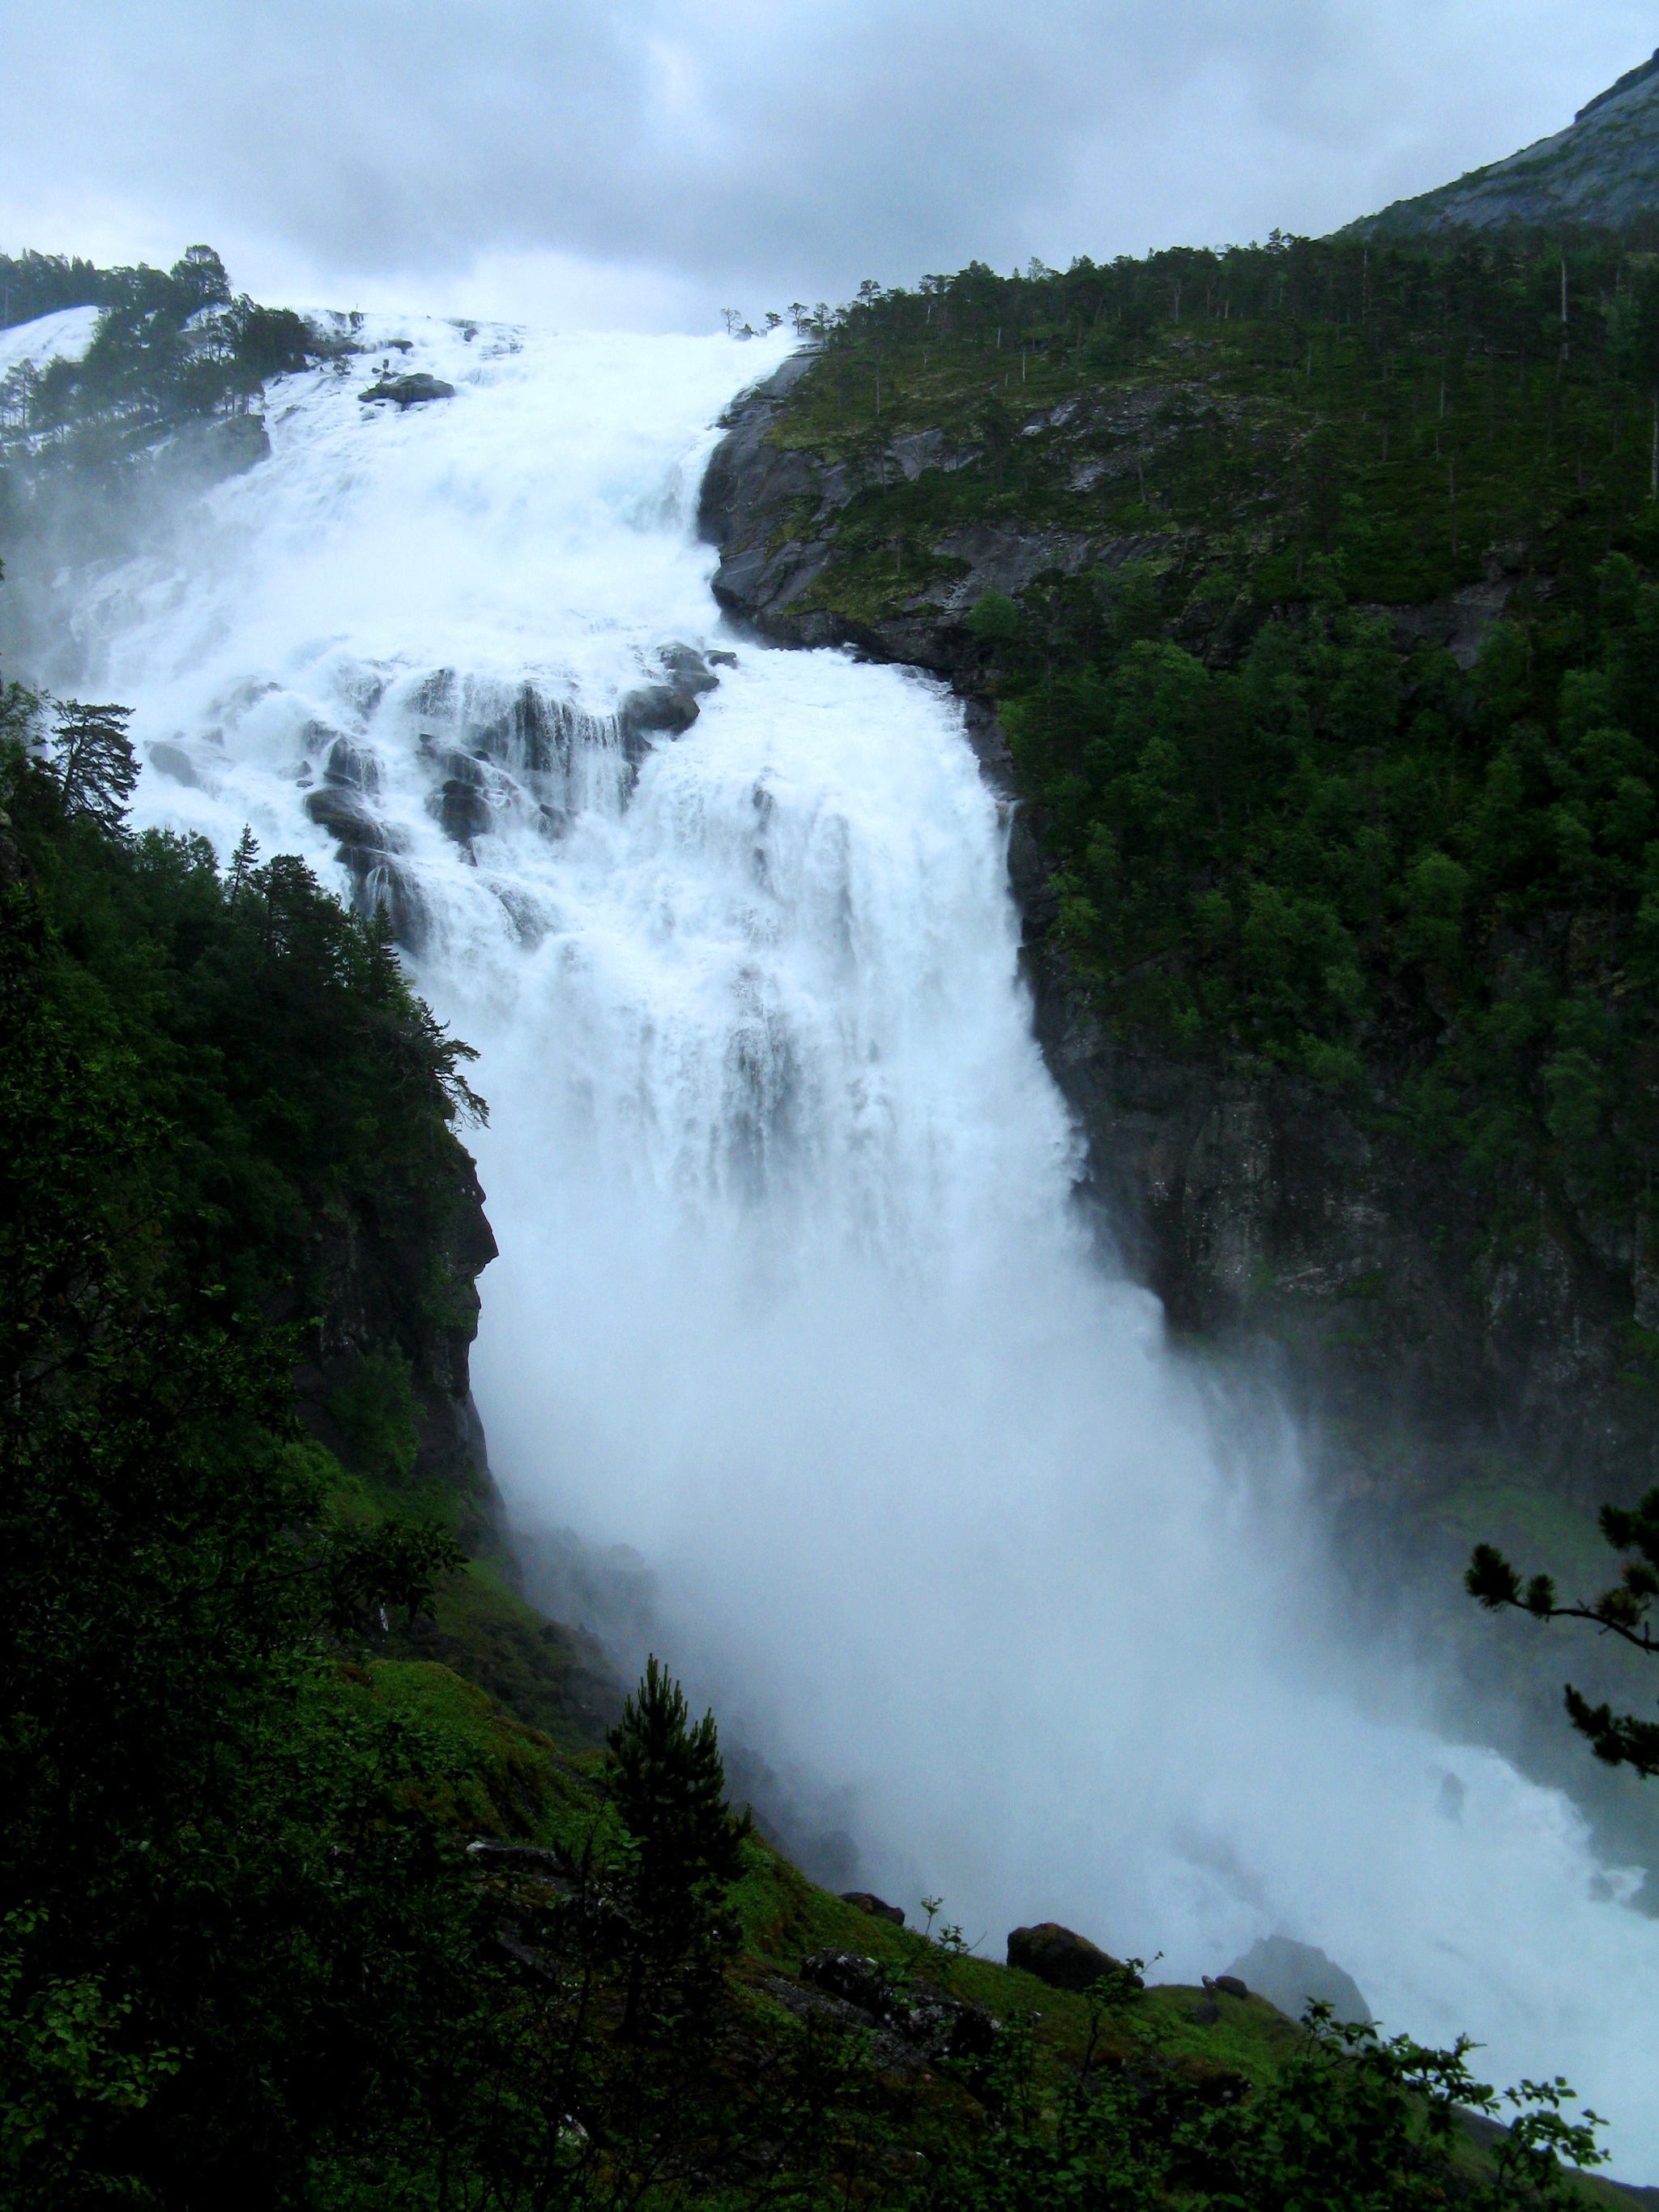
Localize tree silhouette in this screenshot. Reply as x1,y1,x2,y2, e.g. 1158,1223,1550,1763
47,702,137,831
1468,1489,1659,1776
607,1655,749,2031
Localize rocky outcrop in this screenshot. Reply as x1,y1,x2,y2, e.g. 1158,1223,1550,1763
359,371,456,408
293,1138,499,1510
1006,1922,1137,1993
1350,53,1659,237
701,362,1659,1520
789,1951,999,2067
841,1890,906,1925
1034,966,1659,1512
1223,1936,1371,2026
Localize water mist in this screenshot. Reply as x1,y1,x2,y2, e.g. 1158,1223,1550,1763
51,312,1657,2174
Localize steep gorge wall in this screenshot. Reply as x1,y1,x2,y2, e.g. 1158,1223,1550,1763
701,363,1659,1527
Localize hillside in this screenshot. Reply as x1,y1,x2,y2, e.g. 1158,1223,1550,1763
1352,53,1659,238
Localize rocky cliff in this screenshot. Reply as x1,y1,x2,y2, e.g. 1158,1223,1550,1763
700,361,1659,1531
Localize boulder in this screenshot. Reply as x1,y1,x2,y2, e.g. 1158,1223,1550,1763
1224,1936,1371,2026
1006,1922,1132,1993
438,778,493,843
616,647,723,760
841,1890,905,1926
359,372,456,408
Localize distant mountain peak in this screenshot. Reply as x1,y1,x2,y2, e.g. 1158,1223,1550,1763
1349,52,1659,237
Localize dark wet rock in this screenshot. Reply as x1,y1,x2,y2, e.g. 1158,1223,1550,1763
147,740,201,787
426,752,495,843
302,788,428,951
1204,1974,1249,2001
305,784,385,848
1224,1937,1371,2026
799,1951,998,2063
841,1890,905,1926
359,371,456,408
618,683,699,745
660,642,721,696
1006,1922,1132,1993
616,645,723,758
322,734,380,792
439,778,493,843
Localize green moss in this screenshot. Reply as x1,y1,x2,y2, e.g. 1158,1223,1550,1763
328,1347,420,1486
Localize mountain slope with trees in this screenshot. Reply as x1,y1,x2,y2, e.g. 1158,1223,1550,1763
703,228,1659,1523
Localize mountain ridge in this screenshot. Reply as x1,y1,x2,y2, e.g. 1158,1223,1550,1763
1349,51,1659,238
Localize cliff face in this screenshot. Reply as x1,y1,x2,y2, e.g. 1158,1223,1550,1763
701,365,1659,1520
1350,53,1659,240
294,1145,499,1503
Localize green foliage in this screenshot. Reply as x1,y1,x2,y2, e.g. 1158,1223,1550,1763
0,250,102,330
606,1655,753,2031
44,700,137,831
1469,1487,1659,1777
757,233,1659,1248
901,2000,1603,2210
329,1347,421,1487
0,241,316,456
0,703,490,2205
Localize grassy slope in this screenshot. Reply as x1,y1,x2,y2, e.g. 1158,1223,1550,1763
361,1650,1646,2201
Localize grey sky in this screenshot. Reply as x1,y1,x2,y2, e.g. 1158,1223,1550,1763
2,2,1653,328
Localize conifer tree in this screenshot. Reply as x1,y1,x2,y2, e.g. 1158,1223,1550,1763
46,702,136,832
606,1657,749,2031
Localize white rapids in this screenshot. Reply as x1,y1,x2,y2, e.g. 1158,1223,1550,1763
43,311,1657,2172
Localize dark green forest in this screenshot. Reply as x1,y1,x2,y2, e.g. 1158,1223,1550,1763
0,243,313,442
754,232,1659,1263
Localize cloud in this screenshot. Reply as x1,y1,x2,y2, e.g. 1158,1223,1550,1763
1,0,1652,327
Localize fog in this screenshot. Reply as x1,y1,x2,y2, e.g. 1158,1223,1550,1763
3,315,1637,2175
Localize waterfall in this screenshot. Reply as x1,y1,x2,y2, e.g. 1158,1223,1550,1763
66,311,1657,2171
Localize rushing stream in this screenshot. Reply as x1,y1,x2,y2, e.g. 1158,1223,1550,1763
48,311,1657,2171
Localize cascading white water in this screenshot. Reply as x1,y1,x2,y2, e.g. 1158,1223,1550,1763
57,310,1656,2172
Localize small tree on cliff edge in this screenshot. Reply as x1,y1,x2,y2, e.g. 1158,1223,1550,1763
608,1655,751,2032
1469,1488,1659,1776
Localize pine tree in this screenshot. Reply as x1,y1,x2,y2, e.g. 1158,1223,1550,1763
47,702,136,832
607,1657,750,2031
